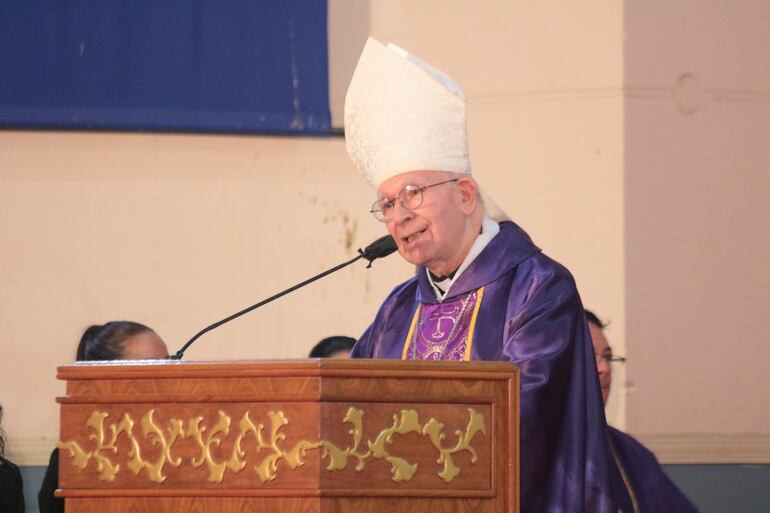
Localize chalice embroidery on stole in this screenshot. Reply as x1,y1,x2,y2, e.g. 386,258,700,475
430,315,454,339
409,290,479,361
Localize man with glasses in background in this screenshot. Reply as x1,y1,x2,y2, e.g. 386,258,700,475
344,37,616,513
586,310,700,513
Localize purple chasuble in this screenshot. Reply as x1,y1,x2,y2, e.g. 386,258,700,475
353,221,617,513
406,290,481,361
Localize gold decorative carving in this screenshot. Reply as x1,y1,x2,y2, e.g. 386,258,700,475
423,408,486,482
367,409,421,482
126,410,184,483
59,406,486,484
318,407,369,472
187,410,239,483
58,411,133,482
246,410,311,483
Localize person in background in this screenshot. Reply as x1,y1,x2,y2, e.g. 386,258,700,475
308,336,356,359
586,309,700,513
38,321,168,513
0,404,25,513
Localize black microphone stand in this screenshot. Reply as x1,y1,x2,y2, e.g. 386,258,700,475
170,235,396,360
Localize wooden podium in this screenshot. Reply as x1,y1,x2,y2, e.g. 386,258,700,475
56,359,519,512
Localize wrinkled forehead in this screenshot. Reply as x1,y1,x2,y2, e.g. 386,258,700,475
376,170,454,198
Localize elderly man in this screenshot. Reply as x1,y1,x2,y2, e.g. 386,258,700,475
586,310,700,513
345,38,615,513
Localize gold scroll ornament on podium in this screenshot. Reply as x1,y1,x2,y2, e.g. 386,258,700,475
59,406,486,485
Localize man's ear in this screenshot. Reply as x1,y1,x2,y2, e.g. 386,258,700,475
456,178,478,215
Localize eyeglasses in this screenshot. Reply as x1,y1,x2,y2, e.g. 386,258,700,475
596,353,626,365
370,179,459,222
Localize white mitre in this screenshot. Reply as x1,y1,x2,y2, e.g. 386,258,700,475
344,38,509,222
344,37,470,187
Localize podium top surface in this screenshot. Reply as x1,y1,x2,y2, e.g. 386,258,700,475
57,358,519,381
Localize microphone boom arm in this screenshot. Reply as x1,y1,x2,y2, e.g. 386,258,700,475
170,235,396,360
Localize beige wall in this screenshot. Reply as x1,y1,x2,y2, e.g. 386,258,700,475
0,132,413,464
623,0,770,449
328,0,369,127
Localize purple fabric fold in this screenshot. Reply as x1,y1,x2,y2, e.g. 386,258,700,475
353,221,617,513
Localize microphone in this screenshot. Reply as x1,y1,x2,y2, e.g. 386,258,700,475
359,233,398,267
170,234,397,360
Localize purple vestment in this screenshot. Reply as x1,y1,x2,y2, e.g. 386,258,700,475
353,221,616,513
608,427,700,513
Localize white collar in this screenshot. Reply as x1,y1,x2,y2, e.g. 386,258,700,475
427,217,500,301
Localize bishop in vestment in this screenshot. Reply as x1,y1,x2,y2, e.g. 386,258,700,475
344,37,617,513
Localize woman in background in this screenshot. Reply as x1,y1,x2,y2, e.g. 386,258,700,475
0,403,25,513
38,321,168,513
308,336,355,359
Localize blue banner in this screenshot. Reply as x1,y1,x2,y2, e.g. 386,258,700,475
0,1,330,135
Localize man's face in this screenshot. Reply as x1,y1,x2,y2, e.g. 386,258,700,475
589,322,612,405
377,170,472,275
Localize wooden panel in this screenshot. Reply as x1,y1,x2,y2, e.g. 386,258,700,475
318,402,493,494
67,496,497,513
57,359,519,513
66,497,321,513
323,496,500,513
62,376,320,403
59,402,322,490
58,402,492,494
320,375,503,402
